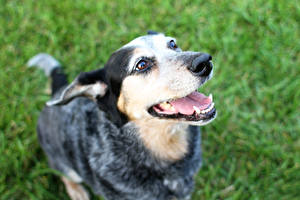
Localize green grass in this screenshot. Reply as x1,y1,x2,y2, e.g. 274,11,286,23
0,0,299,199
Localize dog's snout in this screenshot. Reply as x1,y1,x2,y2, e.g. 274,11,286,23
189,53,212,76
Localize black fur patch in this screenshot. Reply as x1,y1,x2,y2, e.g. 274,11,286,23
50,68,68,96
65,47,135,127
97,47,135,126
77,68,106,85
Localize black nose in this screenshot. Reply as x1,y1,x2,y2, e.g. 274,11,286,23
189,53,213,76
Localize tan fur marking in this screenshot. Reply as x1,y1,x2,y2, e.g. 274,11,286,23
134,119,188,161
118,90,189,161
61,176,89,200
117,91,126,114
117,62,195,161
116,45,206,161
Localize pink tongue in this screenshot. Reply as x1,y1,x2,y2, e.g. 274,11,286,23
169,92,212,115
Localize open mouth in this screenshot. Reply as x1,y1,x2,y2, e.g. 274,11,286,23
148,91,216,122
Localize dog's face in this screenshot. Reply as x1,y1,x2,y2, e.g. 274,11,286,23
117,34,216,125
48,32,216,127
116,33,216,126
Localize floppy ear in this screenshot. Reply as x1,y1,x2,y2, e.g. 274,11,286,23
46,69,107,106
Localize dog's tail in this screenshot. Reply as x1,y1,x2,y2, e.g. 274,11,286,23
27,53,68,96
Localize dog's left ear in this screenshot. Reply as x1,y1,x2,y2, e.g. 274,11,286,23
46,69,107,106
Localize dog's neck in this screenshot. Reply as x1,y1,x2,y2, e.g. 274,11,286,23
133,119,189,161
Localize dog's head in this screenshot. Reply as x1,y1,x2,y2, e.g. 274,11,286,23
48,32,216,127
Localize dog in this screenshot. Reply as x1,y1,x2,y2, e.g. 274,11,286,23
28,31,216,200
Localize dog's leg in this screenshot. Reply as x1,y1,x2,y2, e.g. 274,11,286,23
61,176,89,200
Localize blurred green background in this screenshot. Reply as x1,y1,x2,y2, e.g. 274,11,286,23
0,0,299,199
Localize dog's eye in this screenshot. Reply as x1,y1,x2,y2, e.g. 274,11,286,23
135,60,150,72
168,40,178,49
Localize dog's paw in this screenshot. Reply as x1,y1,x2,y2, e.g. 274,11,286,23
66,185,89,200
62,177,89,200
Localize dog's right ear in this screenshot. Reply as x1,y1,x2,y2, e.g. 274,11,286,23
46,69,107,106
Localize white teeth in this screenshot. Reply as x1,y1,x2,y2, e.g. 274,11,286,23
209,93,213,102
160,102,175,111
169,105,176,111
160,102,170,109
193,106,201,114
194,103,215,115
204,103,215,113
192,94,214,115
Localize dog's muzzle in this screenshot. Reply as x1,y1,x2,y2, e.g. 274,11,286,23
188,53,213,77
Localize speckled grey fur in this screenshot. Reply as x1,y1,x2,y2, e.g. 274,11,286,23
38,97,202,200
